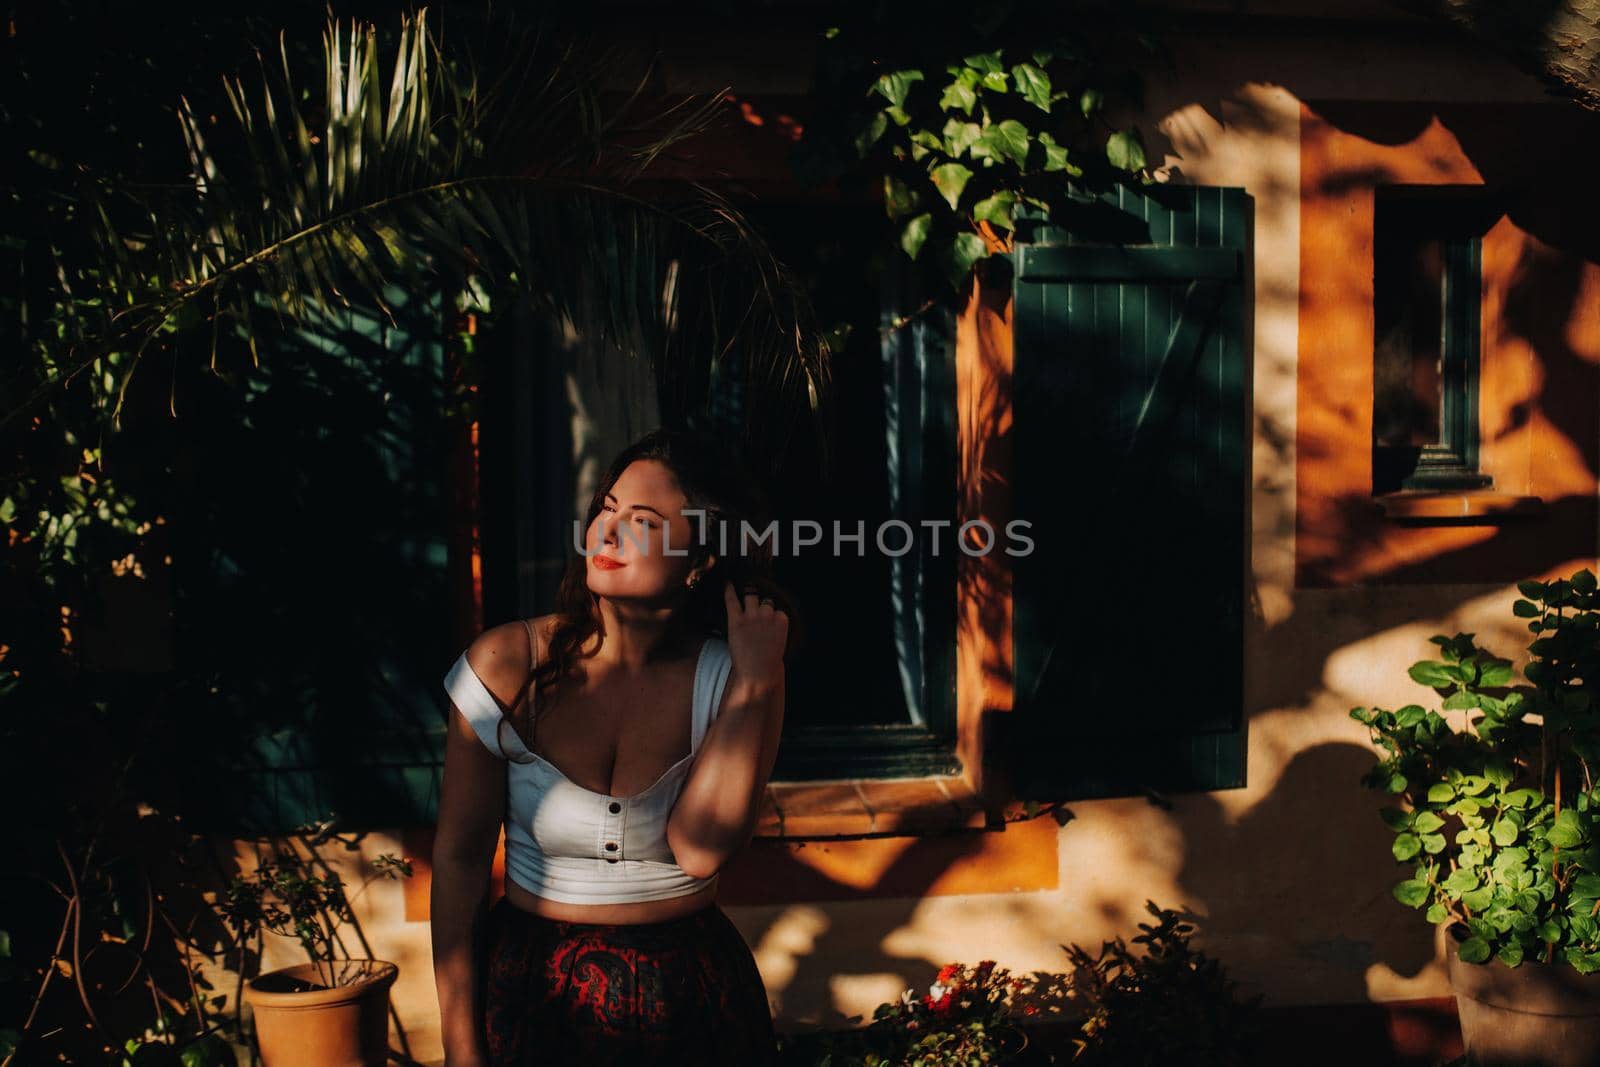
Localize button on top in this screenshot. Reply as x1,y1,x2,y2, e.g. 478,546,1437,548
604,841,618,851
608,801,621,814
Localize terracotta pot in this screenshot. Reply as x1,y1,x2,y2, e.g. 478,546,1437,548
243,959,398,1067
1442,923,1600,1067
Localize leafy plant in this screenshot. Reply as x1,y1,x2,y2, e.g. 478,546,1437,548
217,822,413,992
6,5,830,473
775,901,1256,1066
1061,901,1261,1066
777,958,1028,1066
793,1,1166,291
1351,567,1600,972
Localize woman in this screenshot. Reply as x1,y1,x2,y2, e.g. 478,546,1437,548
430,428,795,1067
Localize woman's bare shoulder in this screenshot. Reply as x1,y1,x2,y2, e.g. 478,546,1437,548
463,621,534,699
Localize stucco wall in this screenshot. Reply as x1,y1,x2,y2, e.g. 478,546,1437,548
190,19,1600,1064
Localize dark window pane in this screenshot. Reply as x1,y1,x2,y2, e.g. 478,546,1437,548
746,202,917,727
1374,231,1444,448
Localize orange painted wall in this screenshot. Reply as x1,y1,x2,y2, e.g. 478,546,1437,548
1296,100,1600,587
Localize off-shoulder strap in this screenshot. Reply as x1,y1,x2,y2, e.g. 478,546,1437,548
691,637,733,753
441,631,536,762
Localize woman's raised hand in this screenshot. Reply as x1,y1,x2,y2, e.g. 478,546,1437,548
723,580,789,685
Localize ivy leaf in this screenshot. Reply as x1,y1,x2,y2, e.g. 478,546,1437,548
909,130,943,163
973,119,1030,169
885,105,912,127
1037,131,1072,173
1457,937,1492,964
1462,886,1494,911
875,70,925,109
936,231,990,289
883,175,921,220
972,191,1017,232
1392,833,1422,861
900,213,933,260
941,118,982,158
1492,819,1521,847
940,71,979,116
1011,63,1051,111
963,50,1003,74
1106,128,1146,172
1497,942,1525,967
930,162,974,210
1080,87,1104,116
854,112,889,158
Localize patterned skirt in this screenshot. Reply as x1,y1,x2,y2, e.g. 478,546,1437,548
479,894,779,1066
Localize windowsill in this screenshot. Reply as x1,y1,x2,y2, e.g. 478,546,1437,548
755,777,991,840
1374,489,1544,524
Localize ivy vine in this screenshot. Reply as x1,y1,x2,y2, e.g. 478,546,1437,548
794,2,1167,292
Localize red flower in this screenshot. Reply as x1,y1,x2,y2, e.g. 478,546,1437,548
930,990,957,1015
936,963,960,984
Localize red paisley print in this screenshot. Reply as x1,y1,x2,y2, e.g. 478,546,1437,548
478,896,779,1066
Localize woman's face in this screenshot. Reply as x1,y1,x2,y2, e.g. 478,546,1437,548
585,459,708,601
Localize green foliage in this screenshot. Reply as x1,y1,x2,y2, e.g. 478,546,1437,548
1350,568,1600,973
777,959,1024,1065
217,821,413,990
794,1,1165,292
775,902,1258,1066
1062,902,1261,1066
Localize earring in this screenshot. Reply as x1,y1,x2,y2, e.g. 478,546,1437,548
688,574,701,589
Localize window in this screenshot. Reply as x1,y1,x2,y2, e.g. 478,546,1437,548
1372,185,1505,495
491,201,960,781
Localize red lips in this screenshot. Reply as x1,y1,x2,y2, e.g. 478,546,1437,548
592,554,626,570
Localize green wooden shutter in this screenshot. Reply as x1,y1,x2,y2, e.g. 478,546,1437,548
1008,185,1248,801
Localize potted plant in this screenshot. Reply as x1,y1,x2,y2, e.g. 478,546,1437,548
1351,567,1600,1066
217,826,412,1067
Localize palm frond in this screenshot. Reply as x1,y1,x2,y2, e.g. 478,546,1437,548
6,6,831,474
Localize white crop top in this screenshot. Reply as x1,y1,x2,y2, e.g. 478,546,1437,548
442,623,733,905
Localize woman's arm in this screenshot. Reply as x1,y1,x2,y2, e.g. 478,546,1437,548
431,625,527,1067
666,583,788,880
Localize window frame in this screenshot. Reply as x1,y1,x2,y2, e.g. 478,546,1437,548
487,218,963,783
1371,184,1501,495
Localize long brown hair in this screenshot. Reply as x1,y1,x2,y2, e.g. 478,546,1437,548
528,427,802,724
